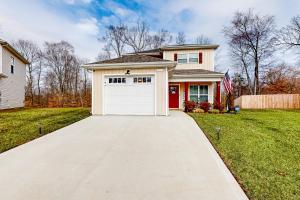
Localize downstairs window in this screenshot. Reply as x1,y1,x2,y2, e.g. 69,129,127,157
189,85,208,103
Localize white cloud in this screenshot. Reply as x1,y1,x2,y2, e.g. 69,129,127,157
62,0,92,4
0,0,101,61
76,17,99,36
0,0,299,65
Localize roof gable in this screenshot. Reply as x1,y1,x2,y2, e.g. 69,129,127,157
0,39,30,64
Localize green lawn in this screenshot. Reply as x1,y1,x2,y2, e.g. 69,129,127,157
0,108,90,153
189,110,300,200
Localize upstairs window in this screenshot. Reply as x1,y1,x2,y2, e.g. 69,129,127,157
10,57,15,74
189,53,198,63
176,53,200,64
177,54,187,63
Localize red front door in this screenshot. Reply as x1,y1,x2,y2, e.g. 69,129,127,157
169,85,179,108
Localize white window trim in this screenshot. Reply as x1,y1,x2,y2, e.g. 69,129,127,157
177,53,199,64
10,56,15,74
189,85,209,102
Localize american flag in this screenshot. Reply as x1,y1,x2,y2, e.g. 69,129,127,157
223,71,233,94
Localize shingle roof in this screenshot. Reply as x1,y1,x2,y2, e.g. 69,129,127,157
172,69,224,76
160,44,219,50
126,44,219,56
88,54,171,65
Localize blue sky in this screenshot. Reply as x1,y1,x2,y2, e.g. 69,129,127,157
0,0,300,67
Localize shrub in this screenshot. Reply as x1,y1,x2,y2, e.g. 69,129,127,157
208,109,220,114
184,101,196,112
214,101,225,112
193,108,205,113
199,101,211,112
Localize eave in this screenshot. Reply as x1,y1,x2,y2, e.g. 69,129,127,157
82,61,177,70
0,41,30,64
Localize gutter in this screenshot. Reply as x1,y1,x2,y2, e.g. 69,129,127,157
82,61,177,70
172,74,224,78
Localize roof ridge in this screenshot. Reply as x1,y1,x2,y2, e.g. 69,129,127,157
87,53,172,65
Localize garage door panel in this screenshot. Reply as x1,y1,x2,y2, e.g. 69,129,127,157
104,75,155,115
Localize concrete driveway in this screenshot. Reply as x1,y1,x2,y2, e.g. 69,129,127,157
0,111,248,200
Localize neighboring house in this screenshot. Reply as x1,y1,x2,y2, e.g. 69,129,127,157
83,44,224,115
0,39,29,109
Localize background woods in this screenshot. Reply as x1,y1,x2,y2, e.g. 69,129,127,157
13,40,91,108
224,10,300,97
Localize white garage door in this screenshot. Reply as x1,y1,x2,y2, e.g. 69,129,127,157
104,75,155,115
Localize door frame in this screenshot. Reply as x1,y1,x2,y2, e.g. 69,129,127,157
168,83,180,109
102,73,156,115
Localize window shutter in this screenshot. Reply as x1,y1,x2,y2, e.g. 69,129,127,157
174,53,177,61
199,52,203,64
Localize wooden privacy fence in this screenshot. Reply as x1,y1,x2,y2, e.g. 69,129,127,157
234,94,300,109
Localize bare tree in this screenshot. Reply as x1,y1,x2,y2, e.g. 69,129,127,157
224,9,277,95
123,20,151,52
101,24,126,57
150,29,172,48
43,41,77,106
13,40,41,105
96,52,110,61
229,36,253,94
195,35,212,45
176,31,186,45
35,50,44,105
278,15,300,48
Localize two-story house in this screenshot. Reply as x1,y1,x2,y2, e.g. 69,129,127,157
83,44,224,115
0,39,29,109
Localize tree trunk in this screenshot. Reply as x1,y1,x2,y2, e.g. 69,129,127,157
254,61,259,95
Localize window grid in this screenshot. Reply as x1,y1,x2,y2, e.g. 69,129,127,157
189,85,208,103
10,57,15,74
108,77,126,84
133,76,152,84
177,53,199,64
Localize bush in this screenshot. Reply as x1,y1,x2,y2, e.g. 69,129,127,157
208,109,220,114
193,108,205,113
214,101,225,112
184,101,196,112
199,102,211,112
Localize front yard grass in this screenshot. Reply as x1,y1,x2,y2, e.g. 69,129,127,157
189,110,300,200
0,108,90,153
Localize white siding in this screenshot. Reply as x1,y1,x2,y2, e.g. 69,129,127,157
92,68,168,115
0,47,26,109
0,46,2,74
163,49,215,71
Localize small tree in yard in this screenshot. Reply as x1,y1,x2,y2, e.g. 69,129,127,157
224,9,277,95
